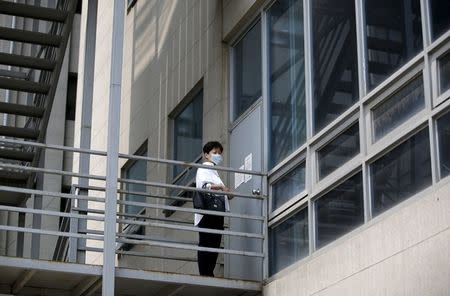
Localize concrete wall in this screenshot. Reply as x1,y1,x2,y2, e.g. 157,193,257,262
263,178,450,296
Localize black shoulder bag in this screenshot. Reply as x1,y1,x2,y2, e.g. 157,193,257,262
193,183,226,212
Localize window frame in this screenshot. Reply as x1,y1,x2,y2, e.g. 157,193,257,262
430,40,450,107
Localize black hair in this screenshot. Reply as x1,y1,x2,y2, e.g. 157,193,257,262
202,141,223,154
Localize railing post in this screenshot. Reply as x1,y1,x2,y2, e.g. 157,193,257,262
75,0,98,264
102,0,125,295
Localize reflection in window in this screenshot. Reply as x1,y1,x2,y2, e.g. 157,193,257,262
315,172,364,249
269,207,308,276
365,0,423,90
437,112,450,178
312,0,359,133
318,123,360,179
371,128,431,216
233,21,262,120
272,162,305,211
430,0,450,40
123,149,147,215
268,0,306,167
372,75,424,141
173,91,203,179
438,52,450,95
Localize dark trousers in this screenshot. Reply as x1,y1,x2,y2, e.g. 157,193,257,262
197,214,224,276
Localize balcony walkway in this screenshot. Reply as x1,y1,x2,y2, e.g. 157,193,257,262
0,256,261,296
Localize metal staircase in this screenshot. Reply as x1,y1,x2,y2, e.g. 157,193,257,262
0,0,77,206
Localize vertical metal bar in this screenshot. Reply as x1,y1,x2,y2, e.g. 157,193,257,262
304,0,315,254
261,8,269,280
420,0,432,48
102,0,125,294
355,0,367,97
72,0,98,265
31,193,42,259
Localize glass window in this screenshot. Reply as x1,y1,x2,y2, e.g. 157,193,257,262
233,21,262,120
438,51,450,95
272,162,305,211
372,75,424,142
269,207,308,276
315,172,364,249
371,128,431,216
317,123,360,180
124,149,147,215
268,0,306,167
173,91,203,179
312,0,359,133
430,0,450,40
365,0,423,90
437,112,450,178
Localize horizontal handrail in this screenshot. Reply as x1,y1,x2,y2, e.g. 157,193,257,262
117,219,264,239
0,225,103,241
117,238,264,258
117,199,264,221
0,185,105,202
0,205,104,222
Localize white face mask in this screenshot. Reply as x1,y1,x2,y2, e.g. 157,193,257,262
210,153,223,165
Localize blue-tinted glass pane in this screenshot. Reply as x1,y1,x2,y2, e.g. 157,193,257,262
233,21,262,119
372,75,424,141
371,128,431,216
268,0,306,167
365,0,423,90
272,163,305,211
315,172,364,249
430,0,450,40
173,91,203,178
269,208,308,275
318,123,360,179
312,0,359,133
439,51,450,95
125,155,147,215
437,112,450,178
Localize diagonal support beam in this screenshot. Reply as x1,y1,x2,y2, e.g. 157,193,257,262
12,270,36,294
72,276,100,296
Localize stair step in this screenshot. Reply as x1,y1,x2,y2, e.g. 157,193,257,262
0,77,50,94
0,52,56,71
0,169,29,181
0,102,44,117
0,27,61,47
0,69,28,79
0,149,34,162
0,126,39,140
0,1,68,22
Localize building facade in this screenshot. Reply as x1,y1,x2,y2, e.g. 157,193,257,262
71,0,450,294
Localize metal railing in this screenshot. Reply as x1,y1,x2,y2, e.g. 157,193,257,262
0,137,268,282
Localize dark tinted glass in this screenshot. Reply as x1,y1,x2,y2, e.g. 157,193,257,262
173,91,203,178
233,21,262,119
365,0,423,90
437,112,450,178
372,76,424,141
371,128,431,216
315,172,364,249
125,155,147,215
268,0,306,167
269,208,308,275
318,123,360,179
439,51,450,95
430,0,450,40
312,0,359,133
272,163,305,211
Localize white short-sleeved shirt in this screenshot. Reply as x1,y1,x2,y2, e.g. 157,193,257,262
194,161,230,226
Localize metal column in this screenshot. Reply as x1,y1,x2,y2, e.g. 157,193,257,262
68,0,98,264
102,0,125,295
